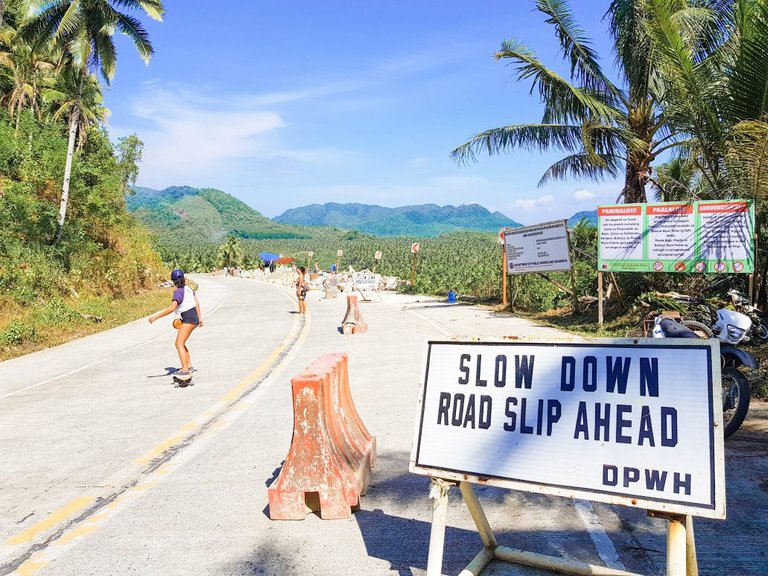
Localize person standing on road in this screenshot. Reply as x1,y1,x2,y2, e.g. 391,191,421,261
295,266,310,314
148,269,203,380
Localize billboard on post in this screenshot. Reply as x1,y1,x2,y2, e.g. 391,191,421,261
597,200,755,273
503,220,571,274
410,339,725,519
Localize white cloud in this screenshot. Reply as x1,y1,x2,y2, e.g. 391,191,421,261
509,195,555,210
116,84,358,189
574,189,595,200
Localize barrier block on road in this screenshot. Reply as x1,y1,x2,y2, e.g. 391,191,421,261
341,294,367,334
268,353,376,520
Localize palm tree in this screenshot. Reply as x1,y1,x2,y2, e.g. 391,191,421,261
644,0,768,199
21,0,164,243
0,22,55,131
451,0,689,204
42,62,109,149
218,236,243,270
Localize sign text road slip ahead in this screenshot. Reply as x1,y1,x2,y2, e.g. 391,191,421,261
410,340,725,519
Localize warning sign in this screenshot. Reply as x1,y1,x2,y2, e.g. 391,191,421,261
598,200,754,273
410,339,725,518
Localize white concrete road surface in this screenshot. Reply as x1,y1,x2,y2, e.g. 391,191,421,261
0,275,766,575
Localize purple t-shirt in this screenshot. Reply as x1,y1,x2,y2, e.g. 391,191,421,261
172,287,185,305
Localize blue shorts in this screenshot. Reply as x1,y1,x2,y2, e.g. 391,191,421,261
180,308,200,326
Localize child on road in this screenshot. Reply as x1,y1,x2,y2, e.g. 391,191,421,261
149,269,203,380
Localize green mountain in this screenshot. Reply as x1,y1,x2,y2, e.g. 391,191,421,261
567,210,598,227
128,186,308,241
273,202,522,236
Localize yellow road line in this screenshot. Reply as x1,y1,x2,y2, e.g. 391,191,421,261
3,496,93,546
4,283,309,576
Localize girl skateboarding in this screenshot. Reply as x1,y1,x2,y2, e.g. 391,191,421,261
149,269,203,380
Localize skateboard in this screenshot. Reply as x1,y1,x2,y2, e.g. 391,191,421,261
172,372,194,387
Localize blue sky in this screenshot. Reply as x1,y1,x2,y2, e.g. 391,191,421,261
108,1,623,224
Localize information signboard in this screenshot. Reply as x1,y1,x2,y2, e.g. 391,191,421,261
598,200,754,273
503,220,571,274
410,340,725,518
353,272,378,292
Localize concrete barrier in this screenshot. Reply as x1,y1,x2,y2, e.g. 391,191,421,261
341,294,367,334
268,353,375,520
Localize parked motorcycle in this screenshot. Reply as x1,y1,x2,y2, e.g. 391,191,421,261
651,316,756,437
727,289,768,342
661,292,753,345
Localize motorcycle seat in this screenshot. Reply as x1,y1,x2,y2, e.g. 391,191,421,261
658,318,700,339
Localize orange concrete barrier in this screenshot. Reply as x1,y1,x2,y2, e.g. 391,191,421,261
268,353,376,520
341,294,367,334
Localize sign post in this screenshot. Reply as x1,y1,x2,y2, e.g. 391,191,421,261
373,250,382,274
411,339,725,576
498,229,508,308
336,249,343,272
411,242,420,287
307,250,314,268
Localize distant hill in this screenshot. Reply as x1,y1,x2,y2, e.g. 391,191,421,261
567,210,597,227
127,186,308,241
274,202,522,236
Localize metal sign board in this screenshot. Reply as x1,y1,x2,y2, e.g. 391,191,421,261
504,220,571,274
410,339,725,518
597,200,755,273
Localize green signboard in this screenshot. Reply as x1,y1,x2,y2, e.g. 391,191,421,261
597,200,754,273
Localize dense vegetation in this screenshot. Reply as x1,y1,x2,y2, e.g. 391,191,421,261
0,0,165,352
274,202,523,237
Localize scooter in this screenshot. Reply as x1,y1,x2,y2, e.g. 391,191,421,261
651,316,757,437
727,289,768,341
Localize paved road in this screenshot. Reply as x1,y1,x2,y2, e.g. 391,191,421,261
0,275,765,575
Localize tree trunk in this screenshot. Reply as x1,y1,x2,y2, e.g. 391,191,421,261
55,105,80,244
622,152,650,204
0,1,5,28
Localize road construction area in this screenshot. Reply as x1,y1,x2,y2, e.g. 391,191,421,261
0,275,766,576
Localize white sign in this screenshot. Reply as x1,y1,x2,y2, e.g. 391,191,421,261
374,250,382,260
353,272,378,292
411,242,421,254
504,220,571,274
308,251,314,258
337,249,343,257
410,340,725,518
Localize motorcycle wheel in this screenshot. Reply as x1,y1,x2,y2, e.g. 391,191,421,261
754,319,768,341
721,367,750,438
682,319,714,339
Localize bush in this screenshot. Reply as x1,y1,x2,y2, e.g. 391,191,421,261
0,320,37,346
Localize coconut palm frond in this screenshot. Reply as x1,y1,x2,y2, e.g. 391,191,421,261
538,152,622,186
535,0,616,96
451,123,585,164
727,116,768,200
495,39,619,123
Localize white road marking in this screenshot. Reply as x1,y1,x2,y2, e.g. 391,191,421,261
574,499,626,570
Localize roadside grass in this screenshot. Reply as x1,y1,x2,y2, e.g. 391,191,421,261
0,288,170,361
517,304,768,400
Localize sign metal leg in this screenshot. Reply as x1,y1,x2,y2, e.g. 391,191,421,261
427,478,453,576
667,517,686,576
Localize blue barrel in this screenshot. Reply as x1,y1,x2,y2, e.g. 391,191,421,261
447,290,457,303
